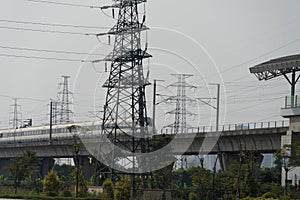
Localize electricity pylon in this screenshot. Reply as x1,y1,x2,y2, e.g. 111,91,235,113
165,74,197,168
52,75,73,125
9,98,22,129
96,0,152,192
166,74,196,134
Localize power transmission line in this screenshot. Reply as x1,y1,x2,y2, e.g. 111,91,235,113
0,45,106,56
0,53,94,62
220,37,300,74
0,19,109,29
27,0,100,8
0,26,97,36
0,94,46,102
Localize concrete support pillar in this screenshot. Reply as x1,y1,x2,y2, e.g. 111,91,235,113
219,152,263,171
0,158,11,177
73,156,95,180
40,157,55,177
219,153,240,171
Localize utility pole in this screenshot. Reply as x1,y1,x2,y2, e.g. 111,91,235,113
49,100,53,144
152,79,164,135
96,0,152,195
197,83,220,131
209,83,220,131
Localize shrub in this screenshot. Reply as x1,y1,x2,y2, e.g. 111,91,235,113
261,191,277,199
188,192,197,200
43,170,60,196
103,179,114,200
279,195,291,200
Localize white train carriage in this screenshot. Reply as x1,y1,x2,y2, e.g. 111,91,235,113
0,121,103,144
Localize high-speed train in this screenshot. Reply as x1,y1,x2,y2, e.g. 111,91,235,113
0,118,154,144
0,121,102,144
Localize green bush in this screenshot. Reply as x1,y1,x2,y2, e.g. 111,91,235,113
279,195,291,200
103,179,114,200
60,189,72,197
188,192,197,200
43,170,60,196
261,191,278,199
114,176,131,200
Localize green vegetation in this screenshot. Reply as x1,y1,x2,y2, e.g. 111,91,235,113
43,170,60,196
114,175,131,200
103,179,114,200
8,149,39,194
1,140,300,199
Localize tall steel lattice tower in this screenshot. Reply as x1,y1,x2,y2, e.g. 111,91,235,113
166,74,196,134
98,0,152,186
54,75,73,124
165,74,196,168
9,98,22,129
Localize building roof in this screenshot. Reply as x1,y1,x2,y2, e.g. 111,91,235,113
249,54,300,80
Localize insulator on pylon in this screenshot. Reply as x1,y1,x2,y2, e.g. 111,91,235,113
108,35,111,45
142,15,146,24
105,62,108,72
112,9,115,18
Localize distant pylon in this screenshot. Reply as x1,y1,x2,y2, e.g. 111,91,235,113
9,98,22,129
54,75,73,124
165,74,197,168
166,74,196,134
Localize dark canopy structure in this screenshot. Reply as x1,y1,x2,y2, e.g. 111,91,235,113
249,54,300,96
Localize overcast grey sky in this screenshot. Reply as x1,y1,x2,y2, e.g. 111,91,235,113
0,0,300,129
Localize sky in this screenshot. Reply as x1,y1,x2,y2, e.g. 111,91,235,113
0,0,300,130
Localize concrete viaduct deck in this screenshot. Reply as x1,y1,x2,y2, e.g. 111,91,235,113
0,127,288,159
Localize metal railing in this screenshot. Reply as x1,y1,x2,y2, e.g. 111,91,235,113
284,95,300,108
157,120,289,134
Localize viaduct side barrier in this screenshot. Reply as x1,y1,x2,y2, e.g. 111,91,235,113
0,127,288,159
0,127,289,174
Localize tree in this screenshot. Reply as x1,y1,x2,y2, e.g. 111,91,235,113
114,175,131,200
103,178,114,200
67,125,84,198
72,167,88,197
275,142,300,196
8,150,39,194
189,167,211,200
43,169,60,196
152,163,174,200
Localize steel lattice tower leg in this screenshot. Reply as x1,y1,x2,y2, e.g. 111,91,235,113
99,0,152,192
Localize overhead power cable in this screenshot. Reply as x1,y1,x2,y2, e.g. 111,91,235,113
0,53,93,62
0,26,96,36
0,19,109,29
0,94,46,102
0,45,106,56
27,0,100,8
221,37,300,74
